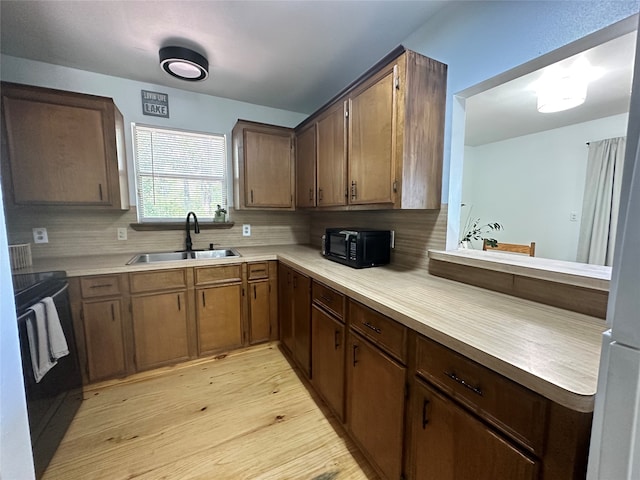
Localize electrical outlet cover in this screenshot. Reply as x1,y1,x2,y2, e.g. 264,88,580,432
117,227,128,240
242,224,251,237
33,227,48,244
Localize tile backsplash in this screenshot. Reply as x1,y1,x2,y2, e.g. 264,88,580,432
4,206,310,259
4,204,447,269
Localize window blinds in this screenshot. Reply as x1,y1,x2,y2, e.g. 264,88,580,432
133,124,227,221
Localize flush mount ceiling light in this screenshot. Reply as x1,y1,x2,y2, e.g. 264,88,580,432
534,57,604,113
159,46,208,81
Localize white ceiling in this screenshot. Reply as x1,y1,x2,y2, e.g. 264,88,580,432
465,30,637,146
0,0,449,114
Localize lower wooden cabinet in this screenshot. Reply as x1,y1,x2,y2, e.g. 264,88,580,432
278,263,294,354
410,378,539,479
278,263,311,377
196,284,243,355
131,291,190,371
347,331,406,480
248,281,271,344
311,305,345,421
82,298,127,382
247,261,274,345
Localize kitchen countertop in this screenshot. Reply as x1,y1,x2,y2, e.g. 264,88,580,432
22,244,606,413
429,248,611,291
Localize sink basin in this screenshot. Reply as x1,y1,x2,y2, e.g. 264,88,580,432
127,249,241,265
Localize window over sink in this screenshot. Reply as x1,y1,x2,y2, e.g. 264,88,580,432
132,124,227,222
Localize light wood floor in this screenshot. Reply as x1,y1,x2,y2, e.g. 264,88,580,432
43,343,379,480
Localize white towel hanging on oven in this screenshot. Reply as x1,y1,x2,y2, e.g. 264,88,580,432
26,297,69,383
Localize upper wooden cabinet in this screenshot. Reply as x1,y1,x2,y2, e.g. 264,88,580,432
232,119,295,210
295,47,447,210
1,82,129,210
295,123,316,208
316,101,348,207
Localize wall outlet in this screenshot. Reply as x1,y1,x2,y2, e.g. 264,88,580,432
569,212,578,222
33,227,48,244
117,227,128,241
390,230,395,249
242,224,251,237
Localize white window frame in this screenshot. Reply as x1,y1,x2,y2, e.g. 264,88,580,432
132,123,228,223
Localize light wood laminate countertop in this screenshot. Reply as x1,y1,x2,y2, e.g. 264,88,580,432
429,248,611,291
22,244,606,413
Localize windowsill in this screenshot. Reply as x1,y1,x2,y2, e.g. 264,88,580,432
130,222,235,231
428,248,611,292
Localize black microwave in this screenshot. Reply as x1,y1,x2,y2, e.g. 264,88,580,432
323,228,391,268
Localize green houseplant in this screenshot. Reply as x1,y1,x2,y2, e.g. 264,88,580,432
213,204,227,223
459,205,503,248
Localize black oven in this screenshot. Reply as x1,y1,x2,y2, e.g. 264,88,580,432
323,228,391,268
13,271,83,479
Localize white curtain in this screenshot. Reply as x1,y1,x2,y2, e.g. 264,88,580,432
577,137,626,266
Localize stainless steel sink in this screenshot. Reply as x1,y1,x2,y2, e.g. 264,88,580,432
127,249,241,265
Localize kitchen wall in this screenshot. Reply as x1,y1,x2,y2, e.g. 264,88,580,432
401,1,639,248
462,113,629,261
0,55,312,256
4,206,310,259
310,206,448,271
0,54,308,208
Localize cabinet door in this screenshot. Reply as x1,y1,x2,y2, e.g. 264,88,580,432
411,379,539,480
292,271,311,377
249,281,271,344
311,305,345,420
244,129,293,207
197,284,243,355
347,332,405,480
278,264,294,355
348,66,396,205
295,123,316,208
317,101,347,206
132,291,189,370
3,96,111,205
83,299,126,382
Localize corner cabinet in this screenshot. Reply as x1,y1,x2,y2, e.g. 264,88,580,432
232,119,295,210
1,82,129,209
294,47,447,210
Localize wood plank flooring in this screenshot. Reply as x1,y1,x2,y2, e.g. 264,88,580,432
43,343,379,480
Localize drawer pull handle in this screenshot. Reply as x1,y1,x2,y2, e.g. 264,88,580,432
362,321,381,334
352,344,359,366
111,303,115,321
90,284,113,289
320,295,333,304
445,371,483,396
252,269,266,274
177,294,181,311
202,291,206,307
334,330,341,350
422,398,430,428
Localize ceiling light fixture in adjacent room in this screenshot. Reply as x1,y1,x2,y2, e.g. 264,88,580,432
159,46,209,81
534,57,604,113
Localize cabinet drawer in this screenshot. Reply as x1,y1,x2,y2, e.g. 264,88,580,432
415,336,547,454
349,300,407,363
130,269,187,293
312,281,345,320
194,265,242,285
247,262,269,281
80,275,121,298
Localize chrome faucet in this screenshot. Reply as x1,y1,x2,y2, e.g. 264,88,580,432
185,211,200,252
